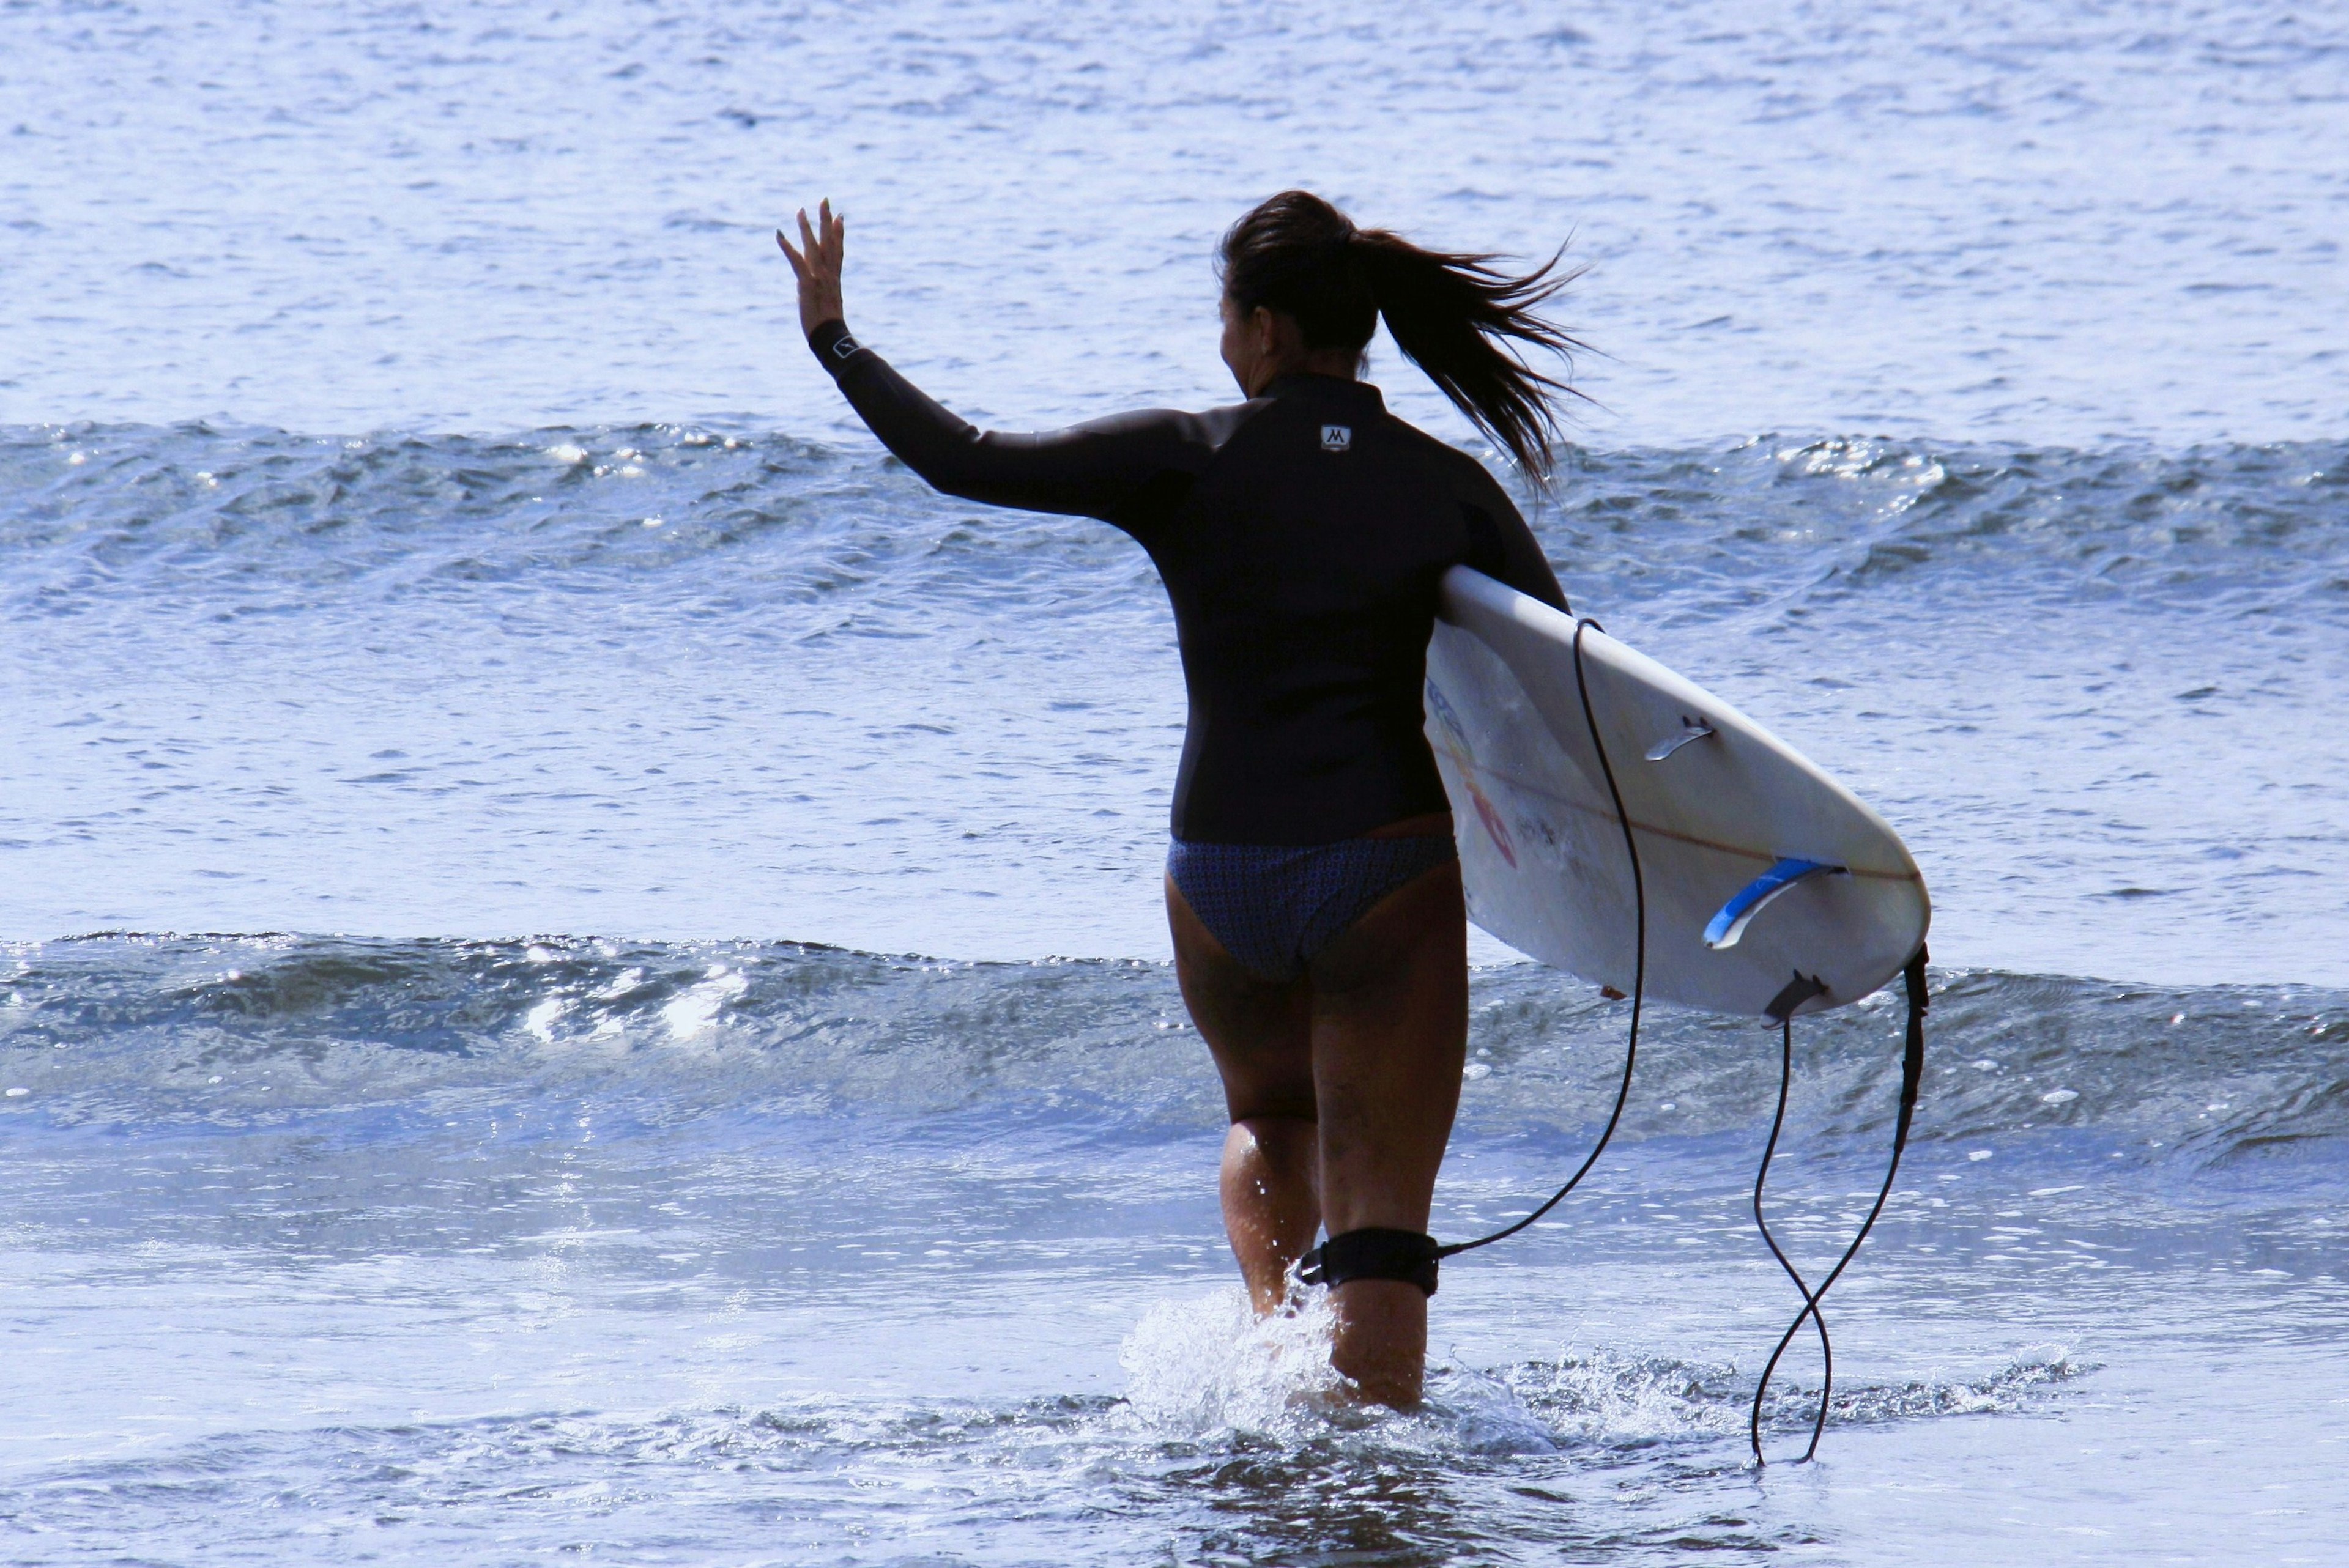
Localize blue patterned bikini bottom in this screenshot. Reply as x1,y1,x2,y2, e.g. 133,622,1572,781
1165,832,1459,983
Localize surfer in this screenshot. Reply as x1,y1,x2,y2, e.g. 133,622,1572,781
780,191,1582,1405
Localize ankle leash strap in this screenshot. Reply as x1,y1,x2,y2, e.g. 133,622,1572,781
1297,1227,1441,1297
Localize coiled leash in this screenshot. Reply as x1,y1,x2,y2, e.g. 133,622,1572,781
1748,944,1928,1463
1297,616,1929,1468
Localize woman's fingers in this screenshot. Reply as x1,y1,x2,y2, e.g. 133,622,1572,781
809,199,844,270
776,202,845,279
777,202,846,335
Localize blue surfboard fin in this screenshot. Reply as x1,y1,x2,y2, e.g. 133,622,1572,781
1704,857,1846,950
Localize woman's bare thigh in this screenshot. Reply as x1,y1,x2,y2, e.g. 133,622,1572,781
1165,874,1315,1120
1307,859,1469,1237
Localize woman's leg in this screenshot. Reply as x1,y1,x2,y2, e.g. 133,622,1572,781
1307,858,1469,1405
1166,876,1320,1315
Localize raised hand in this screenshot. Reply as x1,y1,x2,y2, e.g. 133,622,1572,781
776,200,847,336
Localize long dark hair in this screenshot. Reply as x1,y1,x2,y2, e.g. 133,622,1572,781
1218,190,1589,481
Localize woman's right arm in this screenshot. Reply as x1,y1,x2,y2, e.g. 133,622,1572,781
805,319,1224,520
780,204,1225,524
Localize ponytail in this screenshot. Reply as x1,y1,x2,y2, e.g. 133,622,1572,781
1219,190,1589,481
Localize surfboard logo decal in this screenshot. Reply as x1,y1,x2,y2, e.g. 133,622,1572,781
1469,784,1518,867
1425,680,1467,746
1426,679,1517,868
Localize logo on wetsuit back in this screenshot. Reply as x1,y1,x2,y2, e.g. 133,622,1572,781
1320,424,1352,453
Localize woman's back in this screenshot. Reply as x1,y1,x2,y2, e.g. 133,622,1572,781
1139,373,1557,845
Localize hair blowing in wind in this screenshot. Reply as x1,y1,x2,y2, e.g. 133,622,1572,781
1218,190,1592,481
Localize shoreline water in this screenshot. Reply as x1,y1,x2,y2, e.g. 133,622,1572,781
5,931,2345,1562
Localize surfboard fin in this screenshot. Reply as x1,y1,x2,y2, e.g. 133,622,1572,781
1704,857,1846,950
1764,970,1828,1021
1644,716,1715,761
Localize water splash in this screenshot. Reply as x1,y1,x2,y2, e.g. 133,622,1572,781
1117,1287,1348,1437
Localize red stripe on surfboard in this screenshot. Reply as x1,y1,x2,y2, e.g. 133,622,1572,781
1431,742,1922,884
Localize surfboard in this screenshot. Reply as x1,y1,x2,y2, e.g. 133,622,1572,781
1425,566,1929,1019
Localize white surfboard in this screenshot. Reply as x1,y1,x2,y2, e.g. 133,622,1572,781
1425,566,1929,1019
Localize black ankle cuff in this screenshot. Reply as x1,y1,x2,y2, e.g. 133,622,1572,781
1297,1227,1440,1297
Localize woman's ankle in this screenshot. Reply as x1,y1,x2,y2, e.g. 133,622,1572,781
1328,1278,1428,1405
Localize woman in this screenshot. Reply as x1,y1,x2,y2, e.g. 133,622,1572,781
779,191,1578,1405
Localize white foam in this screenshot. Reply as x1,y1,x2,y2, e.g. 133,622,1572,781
1507,1348,1740,1448
1117,1287,1344,1437
662,967,748,1041
1434,1366,1564,1455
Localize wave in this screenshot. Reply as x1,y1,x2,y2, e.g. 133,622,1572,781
5,934,2343,1169
0,421,1156,626
8,424,2343,626
1549,435,2349,627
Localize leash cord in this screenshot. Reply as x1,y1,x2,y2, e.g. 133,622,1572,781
1749,948,1930,1463
1439,618,1642,1261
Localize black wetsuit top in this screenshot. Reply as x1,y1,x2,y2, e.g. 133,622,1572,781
807,318,1570,845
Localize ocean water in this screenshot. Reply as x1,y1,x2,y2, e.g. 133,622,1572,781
4,1,2347,1563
